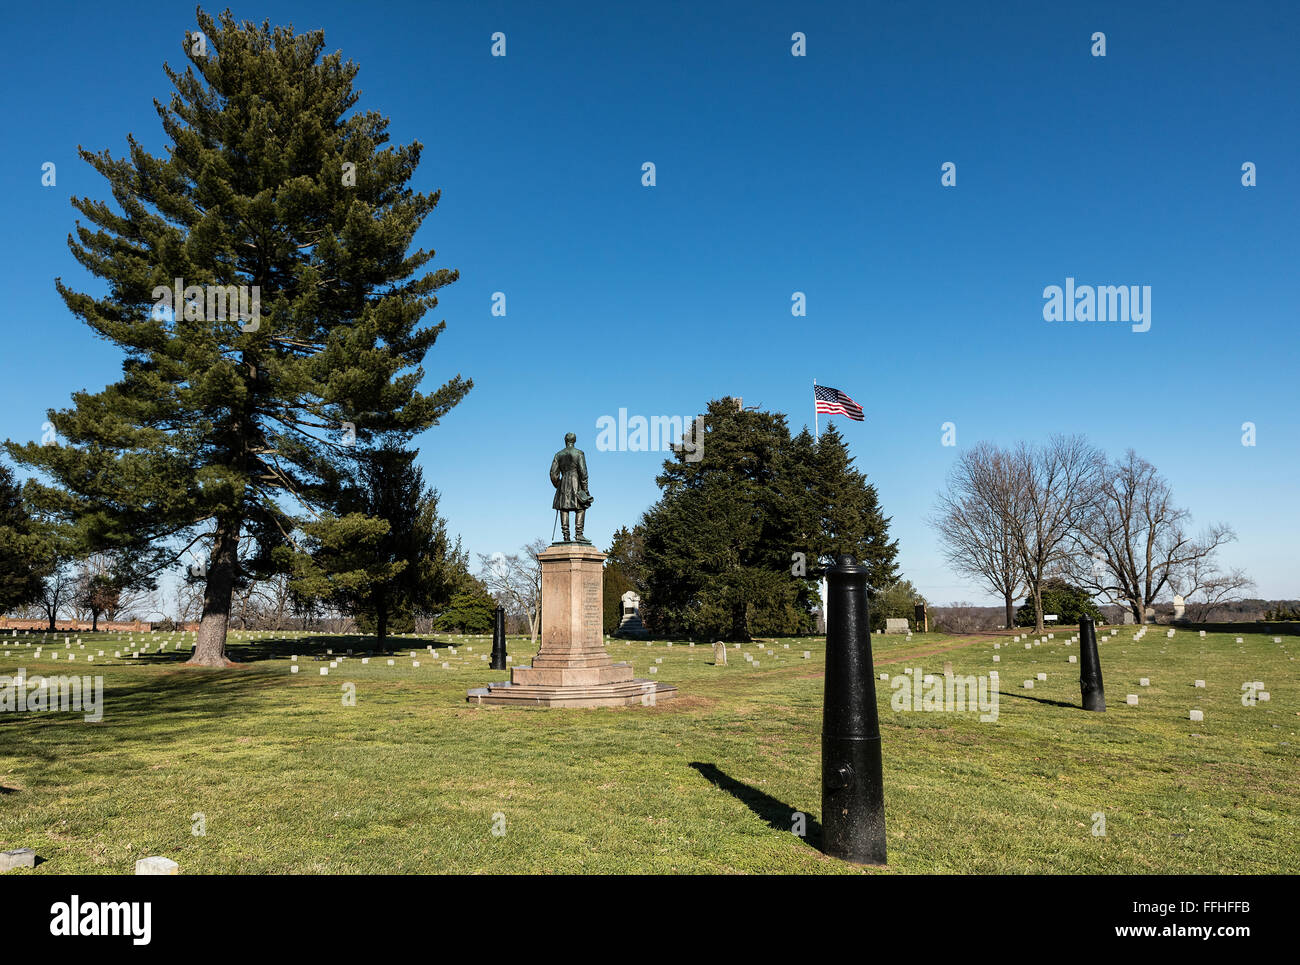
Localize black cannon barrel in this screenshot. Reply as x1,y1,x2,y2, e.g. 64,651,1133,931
490,605,508,670
821,554,887,865
1079,614,1105,712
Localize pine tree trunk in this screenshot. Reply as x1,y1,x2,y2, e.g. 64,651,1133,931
730,600,750,642
188,518,241,667
376,597,388,654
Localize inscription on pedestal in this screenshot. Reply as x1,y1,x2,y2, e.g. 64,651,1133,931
583,577,600,646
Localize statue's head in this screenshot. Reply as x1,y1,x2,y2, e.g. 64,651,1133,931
565,432,576,446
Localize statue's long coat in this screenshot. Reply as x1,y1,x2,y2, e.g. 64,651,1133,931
550,446,592,511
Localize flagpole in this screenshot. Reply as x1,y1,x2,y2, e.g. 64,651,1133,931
813,378,818,440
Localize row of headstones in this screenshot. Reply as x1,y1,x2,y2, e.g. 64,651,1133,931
291,644,486,673
703,640,814,667
987,629,1278,720
0,849,177,874
3,633,192,662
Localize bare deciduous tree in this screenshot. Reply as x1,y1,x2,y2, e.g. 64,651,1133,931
1069,450,1247,624
1180,560,1256,622
933,442,1026,629
37,565,77,630
1008,435,1104,633
478,539,546,649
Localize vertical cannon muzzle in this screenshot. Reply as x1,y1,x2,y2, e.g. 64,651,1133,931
490,605,508,670
1079,614,1105,712
822,554,887,865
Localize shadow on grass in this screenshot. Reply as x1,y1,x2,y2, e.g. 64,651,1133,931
998,690,1080,709
0,667,289,766
690,762,823,850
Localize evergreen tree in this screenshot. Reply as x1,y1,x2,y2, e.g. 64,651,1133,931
641,399,809,640
438,573,496,634
293,442,462,651
1015,577,1100,627
639,402,902,640
869,579,926,633
602,525,643,634
811,425,899,588
0,464,52,614
4,12,469,664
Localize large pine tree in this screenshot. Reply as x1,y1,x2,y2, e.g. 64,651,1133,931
639,402,900,640
641,399,811,640
4,11,469,664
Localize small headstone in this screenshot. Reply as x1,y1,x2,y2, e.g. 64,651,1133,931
992,655,1000,662
803,651,811,659
1036,672,1046,681
290,666,299,673
1189,710,1204,722
1126,694,1138,705
1068,655,1077,663
320,668,328,675
1023,680,1034,689
0,848,37,872
712,642,727,665
135,856,179,875
1139,678,1149,686
1194,680,1205,688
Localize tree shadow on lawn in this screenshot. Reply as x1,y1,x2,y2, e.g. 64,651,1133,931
0,668,289,768
690,762,823,851
105,634,398,665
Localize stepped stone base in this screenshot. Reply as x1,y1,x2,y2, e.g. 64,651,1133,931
467,542,678,709
467,673,677,708
615,614,649,639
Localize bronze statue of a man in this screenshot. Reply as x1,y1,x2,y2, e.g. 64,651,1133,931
550,432,593,543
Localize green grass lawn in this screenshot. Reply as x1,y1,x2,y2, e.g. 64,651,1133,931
1,626,1296,874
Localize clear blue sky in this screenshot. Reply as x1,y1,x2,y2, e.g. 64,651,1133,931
1,1,1297,605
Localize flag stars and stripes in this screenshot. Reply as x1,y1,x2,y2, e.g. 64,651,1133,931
814,384,864,421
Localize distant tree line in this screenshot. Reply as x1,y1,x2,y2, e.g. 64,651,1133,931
932,436,1253,632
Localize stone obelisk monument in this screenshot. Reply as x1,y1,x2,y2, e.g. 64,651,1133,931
467,432,676,708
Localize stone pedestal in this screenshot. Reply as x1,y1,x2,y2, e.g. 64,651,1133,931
467,543,676,708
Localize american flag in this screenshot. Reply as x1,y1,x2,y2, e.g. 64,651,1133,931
814,384,864,421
